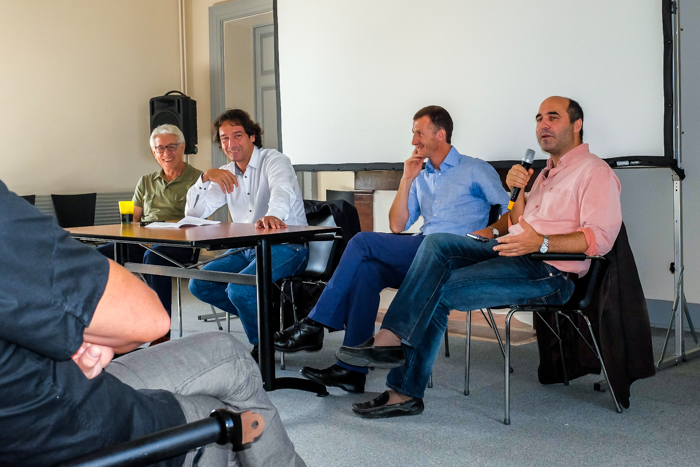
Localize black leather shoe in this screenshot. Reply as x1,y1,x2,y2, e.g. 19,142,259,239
301,365,366,393
274,317,324,353
352,391,424,419
250,345,259,363
336,337,405,369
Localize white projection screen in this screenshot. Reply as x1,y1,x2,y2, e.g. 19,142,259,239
277,0,664,168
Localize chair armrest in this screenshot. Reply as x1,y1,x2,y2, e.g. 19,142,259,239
529,253,606,262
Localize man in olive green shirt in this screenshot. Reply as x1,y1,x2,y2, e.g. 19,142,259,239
97,125,202,334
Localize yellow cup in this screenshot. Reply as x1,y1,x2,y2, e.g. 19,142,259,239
119,201,134,224
119,201,134,214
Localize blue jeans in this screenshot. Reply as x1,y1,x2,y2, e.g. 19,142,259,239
96,242,196,317
382,233,575,399
189,244,308,345
307,232,426,374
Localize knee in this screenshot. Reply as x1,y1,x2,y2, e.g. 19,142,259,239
227,284,256,306
345,231,379,256
188,279,204,297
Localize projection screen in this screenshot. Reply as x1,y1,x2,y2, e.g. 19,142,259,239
277,0,665,169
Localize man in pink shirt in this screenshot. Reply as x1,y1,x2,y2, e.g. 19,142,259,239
336,96,622,418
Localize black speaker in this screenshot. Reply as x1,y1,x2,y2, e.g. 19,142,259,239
149,91,198,155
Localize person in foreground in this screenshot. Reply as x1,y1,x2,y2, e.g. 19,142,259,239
274,105,509,393
337,96,622,418
0,181,306,466
97,124,202,344
186,109,308,358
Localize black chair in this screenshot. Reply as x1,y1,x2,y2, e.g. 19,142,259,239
278,210,341,369
20,194,35,205
51,193,97,228
461,253,622,424
53,409,263,467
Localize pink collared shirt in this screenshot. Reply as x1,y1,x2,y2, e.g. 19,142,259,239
507,143,622,276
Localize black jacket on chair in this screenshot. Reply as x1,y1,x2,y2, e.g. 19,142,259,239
535,223,656,408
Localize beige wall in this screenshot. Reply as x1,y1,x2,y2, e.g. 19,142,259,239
0,0,182,196
183,0,220,173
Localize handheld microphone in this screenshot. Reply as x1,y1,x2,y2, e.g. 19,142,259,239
507,149,536,210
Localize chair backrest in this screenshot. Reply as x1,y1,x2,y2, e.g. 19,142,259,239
488,204,501,226
302,211,339,279
565,257,609,310
20,194,36,205
51,193,97,228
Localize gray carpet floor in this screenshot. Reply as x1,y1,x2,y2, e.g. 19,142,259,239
172,289,700,467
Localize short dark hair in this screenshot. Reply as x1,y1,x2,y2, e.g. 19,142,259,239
213,109,263,148
413,105,453,144
566,98,584,142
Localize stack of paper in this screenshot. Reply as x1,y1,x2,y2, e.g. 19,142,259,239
145,216,221,229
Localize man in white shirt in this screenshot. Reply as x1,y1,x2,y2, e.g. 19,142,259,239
185,109,308,358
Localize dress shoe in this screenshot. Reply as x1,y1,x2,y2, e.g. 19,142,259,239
336,337,405,369
274,317,324,353
250,345,259,363
301,364,366,393
352,391,424,419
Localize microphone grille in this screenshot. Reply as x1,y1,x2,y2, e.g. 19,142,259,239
524,149,535,164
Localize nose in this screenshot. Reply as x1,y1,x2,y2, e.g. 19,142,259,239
412,134,420,146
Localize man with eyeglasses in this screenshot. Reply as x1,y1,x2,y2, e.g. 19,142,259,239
97,124,202,344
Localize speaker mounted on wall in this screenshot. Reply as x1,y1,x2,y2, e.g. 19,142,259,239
149,91,198,155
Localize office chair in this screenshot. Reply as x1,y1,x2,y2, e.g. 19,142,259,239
51,193,97,228
20,194,36,205
460,253,622,424
278,210,341,369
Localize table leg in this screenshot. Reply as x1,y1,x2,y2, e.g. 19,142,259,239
256,239,327,396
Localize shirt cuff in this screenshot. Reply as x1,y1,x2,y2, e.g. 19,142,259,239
578,227,599,256
266,208,287,221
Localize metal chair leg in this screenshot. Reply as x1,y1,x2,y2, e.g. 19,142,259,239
227,311,231,332
428,372,433,388
570,311,623,414
465,309,471,395
177,278,183,338
504,309,515,425
211,305,223,331
280,280,287,370
483,308,513,373
444,329,451,357
554,312,569,385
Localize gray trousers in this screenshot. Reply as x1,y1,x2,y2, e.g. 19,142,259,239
106,332,306,467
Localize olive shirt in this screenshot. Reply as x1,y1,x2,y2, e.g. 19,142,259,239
133,163,203,222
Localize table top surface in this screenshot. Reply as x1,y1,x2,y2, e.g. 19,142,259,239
67,223,339,249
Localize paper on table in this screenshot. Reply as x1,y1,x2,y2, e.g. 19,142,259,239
146,216,221,229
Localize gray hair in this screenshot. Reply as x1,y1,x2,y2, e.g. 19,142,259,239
150,124,185,148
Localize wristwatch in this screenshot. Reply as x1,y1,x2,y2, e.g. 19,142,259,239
539,235,549,254
491,227,499,238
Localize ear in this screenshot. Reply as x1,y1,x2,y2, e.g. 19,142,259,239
151,148,158,158
436,128,446,143
250,134,256,144
573,118,583,136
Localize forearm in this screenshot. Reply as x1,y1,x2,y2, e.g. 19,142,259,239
84,260,170,353
133,206,143,223
508,195,526,226
389,178,413,233
547,231,588,254
472,214,510,239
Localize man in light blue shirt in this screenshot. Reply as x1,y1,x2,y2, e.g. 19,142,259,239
274,106,509,393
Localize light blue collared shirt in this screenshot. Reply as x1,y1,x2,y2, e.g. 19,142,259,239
406,146,509,235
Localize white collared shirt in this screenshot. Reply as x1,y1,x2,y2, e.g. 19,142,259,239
185,147,307,225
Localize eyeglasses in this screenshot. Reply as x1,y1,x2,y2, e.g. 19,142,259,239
154,143,182,154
